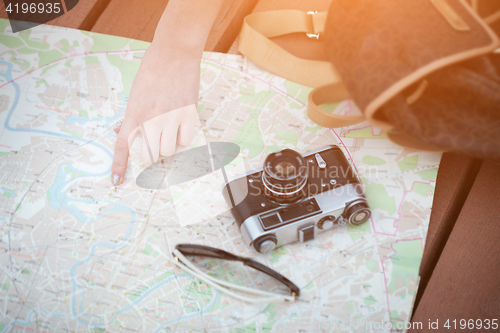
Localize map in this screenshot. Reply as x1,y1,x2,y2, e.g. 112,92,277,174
0,19,442,332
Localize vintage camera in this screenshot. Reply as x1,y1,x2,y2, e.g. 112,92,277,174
222,146,371,253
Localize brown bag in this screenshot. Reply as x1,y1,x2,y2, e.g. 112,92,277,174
238,0,500,160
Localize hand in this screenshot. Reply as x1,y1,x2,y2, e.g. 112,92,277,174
111,44,201,186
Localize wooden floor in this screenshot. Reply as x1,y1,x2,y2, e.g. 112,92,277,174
2,0,499,324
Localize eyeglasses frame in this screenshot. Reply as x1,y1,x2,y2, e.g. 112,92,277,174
173,243,300,297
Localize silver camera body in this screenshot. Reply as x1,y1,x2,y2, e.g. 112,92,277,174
222,146,371,253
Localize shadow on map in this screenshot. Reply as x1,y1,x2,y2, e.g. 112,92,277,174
136,142,241,190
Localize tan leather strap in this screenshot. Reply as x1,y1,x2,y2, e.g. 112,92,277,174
238,9,441,153
238,10,367,128
307,83,366,128
238,10,339,87
308,84,443,152
308,85,442,151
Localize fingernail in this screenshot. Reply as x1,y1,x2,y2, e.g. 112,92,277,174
113,119,123,131
112,174,120,186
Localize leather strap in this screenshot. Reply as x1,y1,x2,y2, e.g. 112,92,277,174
238,9,367,128
307,83,365,128
238,10,339,88
238,9,440,152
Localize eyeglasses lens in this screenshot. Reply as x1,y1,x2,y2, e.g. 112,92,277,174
186,255,290,296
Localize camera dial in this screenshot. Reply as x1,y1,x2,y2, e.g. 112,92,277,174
345,200,371,225
254,234,277,253
317,215,336,230
262,149,308,204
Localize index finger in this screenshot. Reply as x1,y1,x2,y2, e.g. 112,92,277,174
111,119,139,185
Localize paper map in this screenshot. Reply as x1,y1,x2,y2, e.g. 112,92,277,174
0,20,441,332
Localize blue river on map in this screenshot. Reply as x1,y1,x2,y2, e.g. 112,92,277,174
47,162,125,223
67,115,89,125
1,59,219,330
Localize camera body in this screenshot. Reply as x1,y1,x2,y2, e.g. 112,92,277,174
222,145,371,253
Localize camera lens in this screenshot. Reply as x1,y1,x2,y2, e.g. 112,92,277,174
262,149,308,203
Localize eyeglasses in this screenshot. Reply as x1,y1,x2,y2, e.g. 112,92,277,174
172,244,300,303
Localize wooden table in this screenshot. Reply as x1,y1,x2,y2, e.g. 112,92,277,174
2,0,499,326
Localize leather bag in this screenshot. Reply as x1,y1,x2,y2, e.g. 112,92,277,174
238,0,500,160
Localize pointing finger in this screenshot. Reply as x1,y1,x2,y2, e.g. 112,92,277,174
111,118,137,186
